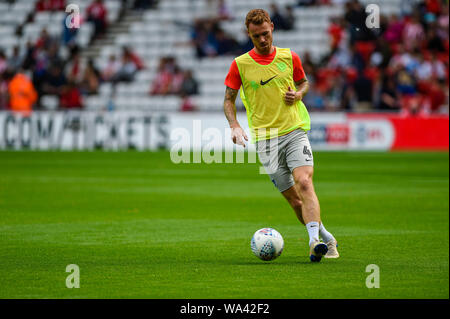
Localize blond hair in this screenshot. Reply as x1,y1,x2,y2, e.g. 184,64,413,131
245,9,271,29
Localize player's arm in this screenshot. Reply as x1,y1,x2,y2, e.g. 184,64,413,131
223,86,248,147
224,86,239,127
294,77,309,99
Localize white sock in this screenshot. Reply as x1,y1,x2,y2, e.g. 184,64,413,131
306,222,320,246
319,223,335,243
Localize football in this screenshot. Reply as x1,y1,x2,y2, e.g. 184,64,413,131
251,228,284,261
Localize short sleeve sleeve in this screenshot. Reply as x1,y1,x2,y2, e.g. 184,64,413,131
224,60,242,90
291,51,306,82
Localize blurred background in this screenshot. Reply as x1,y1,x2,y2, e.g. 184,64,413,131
0,0,448,114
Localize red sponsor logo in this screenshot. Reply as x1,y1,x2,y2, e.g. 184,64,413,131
326,124,349,144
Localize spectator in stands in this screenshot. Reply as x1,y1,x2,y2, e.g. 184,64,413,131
352,70,373,112
383,14,405,44
180,70,199,96
388,43,407,72
170,66,185,95
438,4,449,30
86,0,108,40
102,54,121,82
122,46,145,71
41,63,67,96
327,17,345,52
111,47,144,83
62,11,79,47
301,51,317,76
64,48,84,83
283,5,295,31
7,46,24,72
115,59,136,83
21,41,37,71
60,79,83,109
371,37,392,70
80,59,100,94
179,70,199,112
8,69,38,115
327,45,351,69
396,68,417,97
404,49,421,75
191,19,217,58
151,57,175,95
0,70,11,110
215,29,240,56
35,28,57,51
47,43,64,69
133,0,158,10
32,47,51,87
349,42,366,73
150,57,199,98
344,0,373,43
426,79,447,113
0,50,7,74
402,12,425,51
325,71,346,111
270,4,289,31
377,75,400,111
416,52,447,82
426,24,447,53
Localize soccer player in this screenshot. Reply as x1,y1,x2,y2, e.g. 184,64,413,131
223,9,339,262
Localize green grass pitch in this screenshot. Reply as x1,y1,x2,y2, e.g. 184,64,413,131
0,150,448,299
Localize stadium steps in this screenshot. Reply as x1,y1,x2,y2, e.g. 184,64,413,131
81,10,144,60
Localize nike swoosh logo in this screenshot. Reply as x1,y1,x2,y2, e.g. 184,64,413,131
260,75,277,86
306,159,312,161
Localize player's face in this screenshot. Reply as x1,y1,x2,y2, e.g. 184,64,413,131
247,21,274,54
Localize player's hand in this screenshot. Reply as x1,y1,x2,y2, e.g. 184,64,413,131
284,87,302,105
231,126,248,148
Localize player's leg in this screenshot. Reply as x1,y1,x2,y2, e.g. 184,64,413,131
291,165,320,224
291,166,339,259
290,180,339,258
285,130,338,261
281,186,304,225
256,133,306,226
256,130,337,260
283,180,330,229
291,164,329,261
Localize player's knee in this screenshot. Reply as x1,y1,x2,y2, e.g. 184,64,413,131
296,175,313,193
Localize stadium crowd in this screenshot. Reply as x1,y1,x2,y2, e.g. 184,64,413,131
0,0,150,113
190,2,296,58
175,0,450,114
304,0,449,115
0,0,448,114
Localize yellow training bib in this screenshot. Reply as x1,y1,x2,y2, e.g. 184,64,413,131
235,47,311,142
